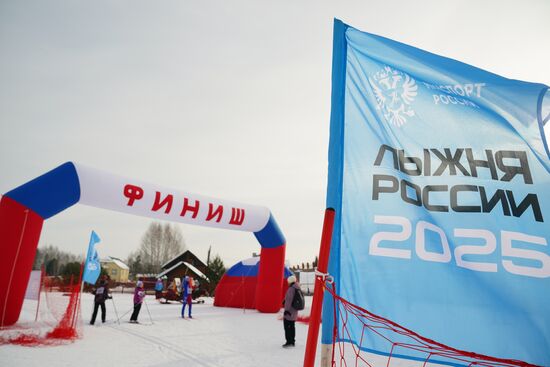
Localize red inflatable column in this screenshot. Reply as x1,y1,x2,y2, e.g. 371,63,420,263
0,196,44,327
255,244,286,313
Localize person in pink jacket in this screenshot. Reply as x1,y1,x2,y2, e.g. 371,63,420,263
130,280,145,323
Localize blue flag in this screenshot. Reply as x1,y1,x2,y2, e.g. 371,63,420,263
324,20,550,365
82,230,101,285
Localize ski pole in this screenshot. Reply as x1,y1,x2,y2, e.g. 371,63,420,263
116,307,133,323
110,296,120,325
144,299,154,325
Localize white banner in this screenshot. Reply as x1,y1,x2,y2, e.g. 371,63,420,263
24,270,41,300
74,164,271,232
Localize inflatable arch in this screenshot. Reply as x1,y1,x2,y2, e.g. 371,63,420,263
214,256,293,309
0,162,286,326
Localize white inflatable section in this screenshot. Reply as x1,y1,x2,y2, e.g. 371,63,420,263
241,257,260,266
74,163,271,232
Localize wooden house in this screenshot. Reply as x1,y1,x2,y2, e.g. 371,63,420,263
157,250,210,295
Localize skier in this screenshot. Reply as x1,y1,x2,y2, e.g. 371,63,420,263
282,275,300,348
130,280,145,323
181,276,194,318
154,278,164,300
90,279,111,325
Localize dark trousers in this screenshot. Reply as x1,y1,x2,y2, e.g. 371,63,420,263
283,319,296,344
90,302,106,324
130,303,142,321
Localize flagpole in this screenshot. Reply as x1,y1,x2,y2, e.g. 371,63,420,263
72,262,84,328
79,261,85,324
303,208,335,367
80,233,88,323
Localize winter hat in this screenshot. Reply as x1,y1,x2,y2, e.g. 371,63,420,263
136,281,143,288
287,275,297,284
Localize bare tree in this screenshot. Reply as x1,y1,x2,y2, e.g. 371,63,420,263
139,222,162,273
135,222,186,274
161,223,184,264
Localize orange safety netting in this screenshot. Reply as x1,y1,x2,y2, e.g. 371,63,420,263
323,282,540,367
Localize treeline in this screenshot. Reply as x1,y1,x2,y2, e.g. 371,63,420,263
33,244,84,278
31,222,226,293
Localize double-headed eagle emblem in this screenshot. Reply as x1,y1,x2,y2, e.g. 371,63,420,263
368,66,418,127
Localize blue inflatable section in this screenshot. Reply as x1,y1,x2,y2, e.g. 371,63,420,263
4,162,80,219
254,213,285,248
226,257,292,278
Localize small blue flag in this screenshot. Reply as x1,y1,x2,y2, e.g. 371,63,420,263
82,230,101,285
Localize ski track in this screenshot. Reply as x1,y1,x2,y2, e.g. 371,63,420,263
1,293,321,367
108,323,217,367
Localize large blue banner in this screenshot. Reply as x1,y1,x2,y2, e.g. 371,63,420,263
324,20,550,365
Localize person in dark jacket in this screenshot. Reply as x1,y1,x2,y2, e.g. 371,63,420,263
282,275,300,348
130,280,146,323
90,279,111,325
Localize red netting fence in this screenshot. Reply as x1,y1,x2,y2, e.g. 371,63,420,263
0,274,83,346
323,281,539,367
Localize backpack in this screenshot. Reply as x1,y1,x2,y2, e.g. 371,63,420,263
291,287,305,311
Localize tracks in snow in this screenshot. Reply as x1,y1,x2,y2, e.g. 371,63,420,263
107,323,218,367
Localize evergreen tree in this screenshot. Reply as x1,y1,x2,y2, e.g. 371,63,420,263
33,248,43,270
59,261,82,281
45,258,59,276
207,254,225,296
127,252,145,278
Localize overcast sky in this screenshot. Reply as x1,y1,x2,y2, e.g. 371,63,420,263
1,0,549,268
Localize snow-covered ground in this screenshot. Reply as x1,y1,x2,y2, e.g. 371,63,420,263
0,293,322,366
0,292,454,367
